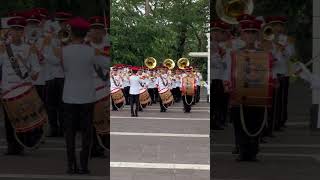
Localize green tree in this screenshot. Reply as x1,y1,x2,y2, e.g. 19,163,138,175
111,0,209,79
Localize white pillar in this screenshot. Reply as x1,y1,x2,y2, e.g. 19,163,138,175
207,33,210,102
312,0,320,129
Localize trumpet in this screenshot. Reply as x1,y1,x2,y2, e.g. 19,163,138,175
216,0,254,24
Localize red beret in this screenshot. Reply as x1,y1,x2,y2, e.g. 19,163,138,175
67,17,90,30
7,17,27,28
240,21,260,31
131,66,139,71
32,8,48,18
24,11,42,23
89,16,108,28
211,19,231,31
7,11,25,18
237,14,256,23
265,16,288,24
55,12,73,21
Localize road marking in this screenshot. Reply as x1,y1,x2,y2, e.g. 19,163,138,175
213,152,320,158
212,144,320,148
0,174,106,180
111,116,209,121
113,109,210,112
110,132,209,138
110,162,210,170
119,106,210,109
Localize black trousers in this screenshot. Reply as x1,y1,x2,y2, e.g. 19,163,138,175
63,103,94,170
175,87,181,102
123,87,130,105
3,107,23,152
182,95,193,112
35,85,46,104
159,96,166,111
47,78,64,134
273,75,289,129
130,94,139,115
231,106,265,159
210,79,225,129
196,85,201,103
153,88,159,103
148,88,156,103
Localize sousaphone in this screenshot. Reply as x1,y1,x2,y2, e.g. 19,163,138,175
216,0,254,24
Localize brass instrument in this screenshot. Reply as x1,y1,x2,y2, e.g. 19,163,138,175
58,25,71,44
163,59,175,70
216,0,254,24
144,57,157,69
262,24,275,41
177,58,190,69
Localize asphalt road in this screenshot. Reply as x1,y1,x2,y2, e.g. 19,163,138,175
211,80,320,180
110,89,210,180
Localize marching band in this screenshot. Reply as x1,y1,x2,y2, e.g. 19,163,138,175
0,8,111,174
109,58,204,115
211,0,296,162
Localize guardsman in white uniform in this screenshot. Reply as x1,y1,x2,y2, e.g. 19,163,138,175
265,16,295,130
61,17,110,174
129,66,144,116
24,11,47,102
122,65,130,105
174,69,182,102
211,19,231,130
88,16,110,158
0,17,41,155
147,69,156,104
110,66,122,111
180,67,196,112
194,67,202,103
155,66,169,112
44,12,73,137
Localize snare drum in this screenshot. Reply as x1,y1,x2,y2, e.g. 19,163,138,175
159,88,173,107
94,85,110,134
139,88,151,108
111,88,125,108
2,83,47,133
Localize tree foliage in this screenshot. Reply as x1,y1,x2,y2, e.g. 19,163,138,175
111,0,210,79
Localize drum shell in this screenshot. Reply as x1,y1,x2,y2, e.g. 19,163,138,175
111,88,125,105
139,88,151,107
230,51,274,107
159,88,173,105
2,83,48,133
93,94,110,134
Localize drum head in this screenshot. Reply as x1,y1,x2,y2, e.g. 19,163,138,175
2,83,31,100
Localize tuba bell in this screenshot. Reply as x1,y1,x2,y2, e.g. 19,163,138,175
58,25,71,44
216,0,254,24
163,59,175,70
144,57,157,69
262,24,275,41
177,58,190,70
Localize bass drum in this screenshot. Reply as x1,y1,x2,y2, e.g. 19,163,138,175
159,88,174,108
111,88,125,109
181,77,195,96
139,88,151,108
93,85,110,150
1,83,48,150
230,50,274,106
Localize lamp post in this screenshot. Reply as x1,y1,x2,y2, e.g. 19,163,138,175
312,0,320,129
188,33,210,102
